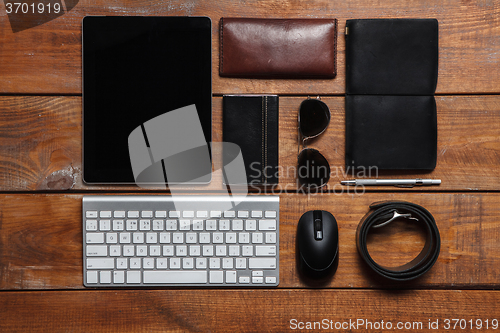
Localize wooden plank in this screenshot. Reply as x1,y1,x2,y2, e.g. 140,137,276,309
1,193,500,290
0,96,498,191
1,289,500,332
0,0,498,94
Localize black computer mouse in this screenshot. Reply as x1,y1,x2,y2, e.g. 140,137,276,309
297,210,339,278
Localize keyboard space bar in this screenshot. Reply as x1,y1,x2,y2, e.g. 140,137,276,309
143,271,207,284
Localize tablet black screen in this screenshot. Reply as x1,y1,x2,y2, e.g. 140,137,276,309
83,16,212,183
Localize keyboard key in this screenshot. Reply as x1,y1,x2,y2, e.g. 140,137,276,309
176,245,187,256
216,245,227,256
232,219,244,230
210,211,222,218
206,220,216,230
252,233,263,244
143,258,154,269
141,211,153,218
209,258,220,269
265,211,277,218
146,233,157,243
256,246,277,256
126,220,138,231
210,271,224,283
245,219,257,231
223,258,233,269
86,258,114,269
106,233,118,244
127,271,141,283
113,220,124,231
123,246,134,256
155,211,167,218
86,211,98,218
86,220,98,231
180,220,190,230
186,233,197,244
196,258,207,269
239,233,250,244
213,233,224,244
183,258,194,269
128,211,139,218
170,258,181,269
86,233,104,244
166,220,177,230
251,211,262,218
109,245,121,256
252,277,264,284
152,220,164,231
130,258,141,269
197,211,208,218
266,232,277,244
259,219,277,231
242,246,253,256
203,245,214,256
86,245,107,256
226,233,237,244
226,271,237,284
86,271,98,283
150,246,161,256
100,211,112,218
219,220,230,230
100,271,111,284
189,245,201,256
140,220,151,231
136,246,147,256
224,211,235,218
238,211,249,218
229,245,240,256
183,211,194,218
143,271,207,284
192,220,204,230
169,211,180,218
159,232,171,243
114,271,125,284
200,233,210,244
120,233,131,244
157,258,167,269
163,245,174,256
99,220,111,231
116,258,128,269
173,233,184,244
114,211,126,218
249,258,276,269
265,276,277,284
252,271,263,277
236,258,246,269
133,233,144,243
239,276,250,284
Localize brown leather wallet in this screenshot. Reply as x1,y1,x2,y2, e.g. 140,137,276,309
219,18,337,78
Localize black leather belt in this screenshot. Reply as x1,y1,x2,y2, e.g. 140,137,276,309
356,201,440,281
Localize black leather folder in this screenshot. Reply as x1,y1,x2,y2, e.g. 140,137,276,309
223,95,279,185
345,19,439,170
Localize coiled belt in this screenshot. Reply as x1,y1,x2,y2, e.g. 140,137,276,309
356,201,440,281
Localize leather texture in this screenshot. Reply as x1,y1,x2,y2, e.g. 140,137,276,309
356,201,441,281
223,95,279,185
346,19,438,95
345,95,437,170
219,18,337,78
345,19,439,170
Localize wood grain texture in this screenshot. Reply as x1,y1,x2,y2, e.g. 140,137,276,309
1,193,500,290
0,0,499,94
0,96,498,191
1,289,500,332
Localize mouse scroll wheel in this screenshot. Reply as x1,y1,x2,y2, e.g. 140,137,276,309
313,210,323,240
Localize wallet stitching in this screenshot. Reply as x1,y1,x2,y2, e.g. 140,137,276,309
261,97,265,183
219,18,224,74
264,96,268,184
333,19,338,76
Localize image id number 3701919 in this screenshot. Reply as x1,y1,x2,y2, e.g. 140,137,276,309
5,2,62,14
442,319,498,330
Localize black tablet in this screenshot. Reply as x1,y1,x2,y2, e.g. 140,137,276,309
83,16,212,184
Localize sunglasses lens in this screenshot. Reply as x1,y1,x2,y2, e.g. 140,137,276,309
299,99,330,137
297,149,330,188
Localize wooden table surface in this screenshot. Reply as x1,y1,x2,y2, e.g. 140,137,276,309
1,0,499,332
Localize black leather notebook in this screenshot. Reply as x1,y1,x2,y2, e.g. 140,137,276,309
345,19,439,170
223,95,279,185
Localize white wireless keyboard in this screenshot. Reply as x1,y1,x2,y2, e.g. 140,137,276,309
83,195,279,287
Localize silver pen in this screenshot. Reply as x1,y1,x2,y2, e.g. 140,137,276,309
340,178,441,187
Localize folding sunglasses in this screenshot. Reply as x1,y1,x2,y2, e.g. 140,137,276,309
297,97,331,189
